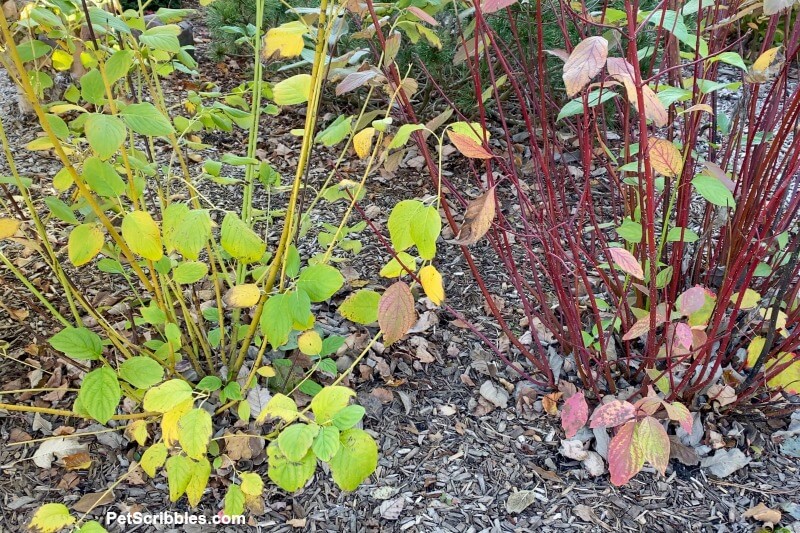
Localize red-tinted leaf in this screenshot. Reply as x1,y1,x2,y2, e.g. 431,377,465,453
648,138,683,177
407,6,438,25
562,36,609,97
607,247,644,279
674,322,693,349
662,401,692,434
452,187,496,245
378,281,416,345
608,420,644,486
447,130,493,159
606,57,668,127
336,70,378,96
679,286,706,316
561,391,589,438
590,399,636,429
634,416,670,476
481,0,518,14
622,316,652,341
633,395,662,416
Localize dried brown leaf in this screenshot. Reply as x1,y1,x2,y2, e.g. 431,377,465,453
452,187,496,245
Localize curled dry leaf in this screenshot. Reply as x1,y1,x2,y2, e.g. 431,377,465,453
560,438,589,461
743,503,781,525
563,36,609,97
452,187,496,245
505,489,545,513
542,391,562,415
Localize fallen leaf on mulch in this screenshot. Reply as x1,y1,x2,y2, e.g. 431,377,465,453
479,381,508,408
743,503,781,525
582,451,605,476
379,497,404,520
63,452,91,470
531,464,563,483
506,489,545,513
371,486,399,500
542,392,562,415
707,384,737,407
700,448,751,477
370,387,394,404
560,439,588,461
669,435,700,465
72,491,114,513
33,437,87,468
287,518,307,528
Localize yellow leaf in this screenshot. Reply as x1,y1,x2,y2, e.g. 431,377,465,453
140,442,168,477
28,503,75,533
746,336,765,368
186,457,211,507
68,223,104,267
767,355,800,394
122,210,163,261
223,284,261,308
240,472,264,496
648,138,683,177
298,330,322,355
257,365,276,377
263,21,307,59
753,46,782,72
353,127,376,159
0,217,21,239
419,265,445,305
759,308,788,337
126,419,149,446
161,399,194,446
746,46,784,84
730,288,760,309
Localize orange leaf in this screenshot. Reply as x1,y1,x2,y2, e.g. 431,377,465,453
447,130,493,159
562,36,609,97
378,281,416,345
452,187,496,245
648,138,683,177
606,58,668,127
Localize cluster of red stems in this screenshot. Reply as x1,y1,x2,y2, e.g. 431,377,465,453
357,0,800,406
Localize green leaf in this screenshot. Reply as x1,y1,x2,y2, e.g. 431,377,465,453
140,303,166,325
16,39,52,62
144,379,193,413
311,425,340,462
379,251,417,278
44,196,78,224
633,416,670,475
186,457,211,507
173,261,208,284
666,226,699,243
45,114,70,140
267,441,316,492
122,210,163,261
388,123,425,149
84,114,126,160
277,423,319,462
388,199,423,251
178,408,213,459
105,49,134,84
617,218,642,243
260,293,293,349
75,520,107,533
28,503,75,533
297,264,344,302
119,357,164,388
223,485,245,516
77,367,121,424
164,207,211,260
68,223,104,266
49,327,102,360
83,156,126,197
692,174,735,207
139,25,181,52
80,69,105,105
140,442,168,477
338,289,381,324
710,51,747,71
285,289,313,328
256,393,299,423
121,102,175,136
220,212,266,264
655,266,673,289
332,404,365,430
310,386,355,424
557,89,618,121
273,74,312,105
409,205,441,259
166,455,194,501
328,428,378,491
315,115,352,146
196,376,222,391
